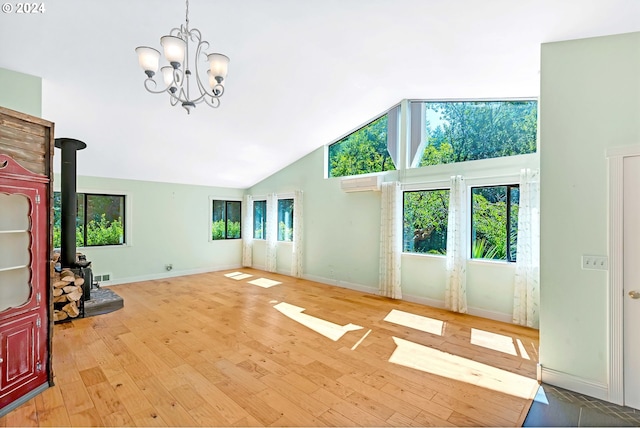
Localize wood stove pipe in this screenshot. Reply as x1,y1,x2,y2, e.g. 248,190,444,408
54,138,86,268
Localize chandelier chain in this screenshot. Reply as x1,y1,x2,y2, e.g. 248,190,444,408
185,0,189,28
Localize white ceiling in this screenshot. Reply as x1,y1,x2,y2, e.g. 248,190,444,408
1,0,639,188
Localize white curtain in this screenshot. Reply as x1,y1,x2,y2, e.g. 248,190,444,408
513,168,540,328
445,175,468,313
379,181,403,299
242,195,253,267
291,190,304,278
265,193,278,272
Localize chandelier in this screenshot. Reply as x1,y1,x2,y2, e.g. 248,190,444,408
135,0,229,114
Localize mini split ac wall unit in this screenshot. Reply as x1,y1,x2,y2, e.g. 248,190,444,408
340,175,382,192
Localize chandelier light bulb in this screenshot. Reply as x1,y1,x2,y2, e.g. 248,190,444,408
160,36,186,68
135,47,160,77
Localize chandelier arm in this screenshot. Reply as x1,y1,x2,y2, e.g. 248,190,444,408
193,38,218,99
143,78,177,95
201,95,221,109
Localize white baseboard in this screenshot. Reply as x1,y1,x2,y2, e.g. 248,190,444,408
302,274,378,295
541,366,609,402
401,293,513,324
99,264,243,286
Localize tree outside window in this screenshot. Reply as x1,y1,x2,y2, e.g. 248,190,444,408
278,199,294,241
53,192,125,247
328,114,396,177
253,200,266,239
471,185,519,261
212,200,241,240
403,190,449,255
417,100,537,166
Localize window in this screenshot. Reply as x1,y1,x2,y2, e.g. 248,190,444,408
277,199,294,241
253,200,266,239
403,190,449,255
412,100,537,167
53,192,125,247
471,185,519,261
328,112,397,178
211,200,241,240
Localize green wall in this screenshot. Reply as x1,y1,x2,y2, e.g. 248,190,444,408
54,174,245,284
0,68,42,117
540,32,640,391
249,141,538,322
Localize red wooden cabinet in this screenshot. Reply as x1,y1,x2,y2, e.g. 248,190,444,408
0,107,54,417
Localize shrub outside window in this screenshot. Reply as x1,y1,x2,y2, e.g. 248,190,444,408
414,100,537,167
471,185,519,261
253,200,266,239
278,199,294,242
328,114,396,178
403,190,449,255
53,192,125,247
212,200,241,240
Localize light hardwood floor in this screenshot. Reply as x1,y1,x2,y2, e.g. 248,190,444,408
0,269,540,427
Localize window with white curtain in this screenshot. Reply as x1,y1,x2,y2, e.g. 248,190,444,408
277,198,294,242
471,185,520,262
402,189,449,255
253,200,266,239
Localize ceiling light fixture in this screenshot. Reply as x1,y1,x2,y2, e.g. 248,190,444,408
135,0,229,114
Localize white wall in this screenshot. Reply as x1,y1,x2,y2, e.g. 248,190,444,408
248,133,539,322
53,174,244,285
539,31,640,397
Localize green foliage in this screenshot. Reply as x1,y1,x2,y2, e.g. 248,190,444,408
86,215,123,246
212,220,241,240
328,115,395,177
403,190,449,254
279,221,293,242
419,101,537,167
227,221,241,239
53,215,123,248
471,238,500,260
472,190,507,260
212,219,225,240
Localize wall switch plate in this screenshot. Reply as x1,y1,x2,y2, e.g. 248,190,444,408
582,255,609,270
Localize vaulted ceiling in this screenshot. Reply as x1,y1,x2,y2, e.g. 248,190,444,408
1,0,639,188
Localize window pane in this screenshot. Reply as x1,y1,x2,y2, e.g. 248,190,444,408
278,199,294,242
85,194,125,246
253,200,266,239
509,186,520,261
417,101,537,167
212,200,225,240
328,114,396,177
76,193,85,247
226,201,241,239
53,191,61,248
472,186,508,261
403,190,449,255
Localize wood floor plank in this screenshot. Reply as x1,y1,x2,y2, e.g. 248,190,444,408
1,269,539,427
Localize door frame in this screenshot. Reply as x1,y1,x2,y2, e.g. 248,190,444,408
607,144,640,406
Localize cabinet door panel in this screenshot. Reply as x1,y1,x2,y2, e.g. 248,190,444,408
0,312,43,410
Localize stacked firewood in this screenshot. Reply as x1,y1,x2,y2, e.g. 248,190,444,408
50,253,84,322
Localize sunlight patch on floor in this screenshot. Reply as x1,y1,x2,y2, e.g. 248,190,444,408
470,328,519,356
224,271,244,277
389,336,539,400
516,338,531,360
273,302,363,341
248,278,282,288
383,309,444,336
230,273,253,280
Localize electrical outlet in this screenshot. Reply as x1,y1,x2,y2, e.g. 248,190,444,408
582,255,608,271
